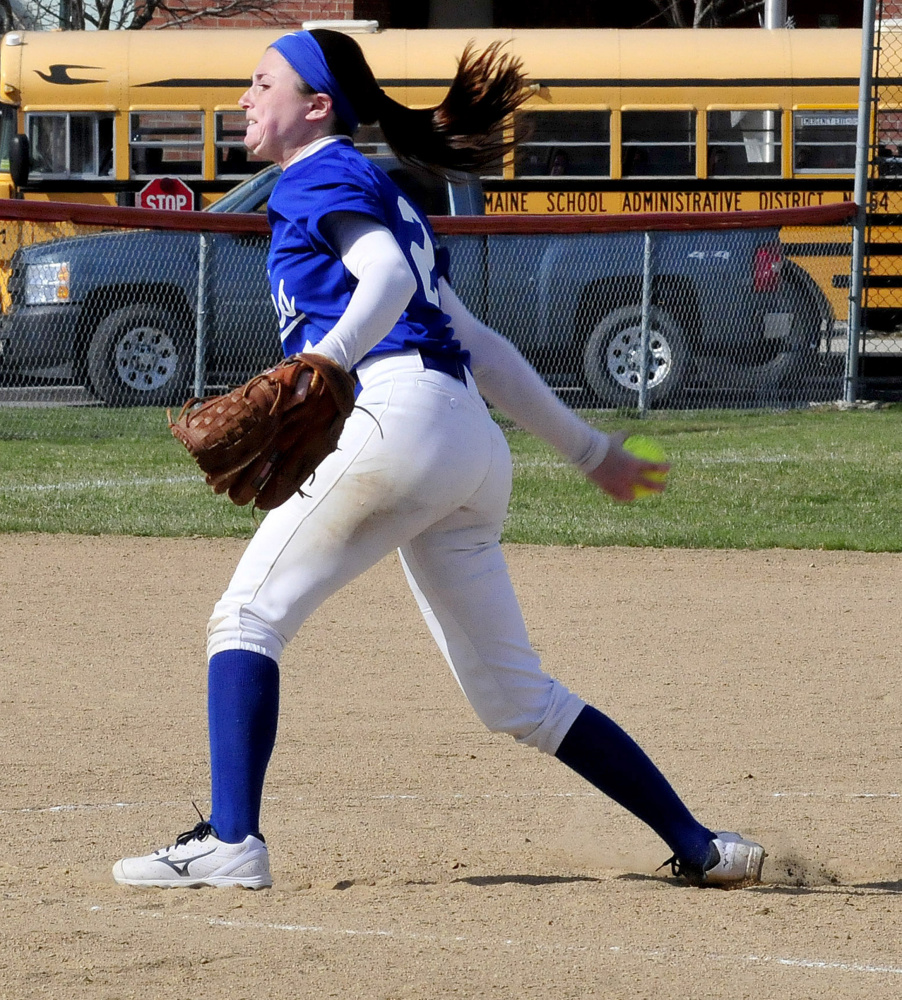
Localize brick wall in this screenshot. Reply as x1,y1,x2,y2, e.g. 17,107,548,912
156,0,355,30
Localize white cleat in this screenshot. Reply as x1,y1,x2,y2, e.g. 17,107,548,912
701,831,766,887
660,830,766,888
113,820,271,889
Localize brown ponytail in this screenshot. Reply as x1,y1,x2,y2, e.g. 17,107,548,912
310,29,530,176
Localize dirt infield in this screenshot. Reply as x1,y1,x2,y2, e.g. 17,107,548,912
3,533,902,999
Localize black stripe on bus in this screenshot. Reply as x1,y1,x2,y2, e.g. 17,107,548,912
865,243,902,256
135,75,860,90
782,243,851,257
136,78,251,88
833,275,902,288
396,77,858,89
525,77,859,88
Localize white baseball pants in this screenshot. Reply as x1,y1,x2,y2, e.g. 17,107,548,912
207,350,585,755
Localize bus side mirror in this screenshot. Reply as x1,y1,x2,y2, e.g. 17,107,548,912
9,134,30,187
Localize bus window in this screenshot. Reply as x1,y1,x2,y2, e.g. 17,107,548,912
0,105,13,172
214,111,266,178
793,111,857,173
707,110,782,177
622,110,696,178
513,111,611,177
129,111,203,178
26,112,115,178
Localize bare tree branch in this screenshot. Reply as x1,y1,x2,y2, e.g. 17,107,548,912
643,0,765,28
140,0,281,29
4,0,284,31
649,1,690,28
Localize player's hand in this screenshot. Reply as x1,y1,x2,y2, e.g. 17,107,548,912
586,431,670,503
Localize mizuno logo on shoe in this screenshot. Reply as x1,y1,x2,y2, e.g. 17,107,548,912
156,848,218,876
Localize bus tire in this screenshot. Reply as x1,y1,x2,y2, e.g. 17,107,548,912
583,304,687,407
86,304,192,407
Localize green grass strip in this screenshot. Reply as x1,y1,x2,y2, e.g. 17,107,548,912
1,404,900,550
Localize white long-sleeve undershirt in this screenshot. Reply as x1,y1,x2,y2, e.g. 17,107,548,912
314,212,610,474
437,277,609,473
315,213,416,370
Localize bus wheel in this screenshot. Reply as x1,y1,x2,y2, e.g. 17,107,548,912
86,304,191,407
583,304,687,407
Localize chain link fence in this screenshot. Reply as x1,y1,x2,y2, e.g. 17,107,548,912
0,195,854,435
858,3,902,397
444,210,851,411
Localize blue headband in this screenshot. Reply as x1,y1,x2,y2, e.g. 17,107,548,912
271,31,360,133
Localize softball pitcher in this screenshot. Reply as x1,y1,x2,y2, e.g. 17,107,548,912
113,28,764,890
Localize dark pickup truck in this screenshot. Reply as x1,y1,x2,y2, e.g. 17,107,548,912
0,162,831,407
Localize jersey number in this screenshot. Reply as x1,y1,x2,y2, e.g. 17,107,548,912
397,196,440,307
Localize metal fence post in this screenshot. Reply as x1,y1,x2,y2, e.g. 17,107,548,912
846,0,878,404
194,231,212,398
638,230,654,416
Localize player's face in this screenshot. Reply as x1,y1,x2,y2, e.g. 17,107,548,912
240,48,331,167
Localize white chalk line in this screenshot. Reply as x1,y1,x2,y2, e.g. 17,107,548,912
0,453,850,494
0,474,197,494
1,791,601,816
513,454,847,471
773,792,902,799
5,789,901,817
90,906,902,976
697,453,846,466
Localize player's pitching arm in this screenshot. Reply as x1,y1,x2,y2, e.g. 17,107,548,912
438,278,669,503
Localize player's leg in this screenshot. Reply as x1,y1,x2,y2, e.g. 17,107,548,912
399,445,762,885
199,360,510,849
114,354,508,887
554,706,764,885
114,398,406,888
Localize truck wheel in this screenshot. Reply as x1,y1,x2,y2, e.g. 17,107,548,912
583,304,687,407
733,273,826,398
86,304,191,406
779,272,827,388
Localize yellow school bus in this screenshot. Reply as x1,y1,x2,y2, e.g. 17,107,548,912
0,26,880,325
475,27,864,329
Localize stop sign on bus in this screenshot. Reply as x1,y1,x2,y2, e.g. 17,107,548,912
137,177,195,211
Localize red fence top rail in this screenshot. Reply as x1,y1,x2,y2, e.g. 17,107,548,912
0,198,272,233
0,197,856,236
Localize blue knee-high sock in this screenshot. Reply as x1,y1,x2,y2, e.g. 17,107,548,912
555,705,714,867
207,649,279,843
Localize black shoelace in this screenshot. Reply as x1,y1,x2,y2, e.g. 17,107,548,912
656,841,719,885
173,801,216,846
174,819,216,847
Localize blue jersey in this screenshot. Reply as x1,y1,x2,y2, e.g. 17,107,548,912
266,139,468,370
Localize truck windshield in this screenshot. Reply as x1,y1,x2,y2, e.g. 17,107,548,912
207,164,280,214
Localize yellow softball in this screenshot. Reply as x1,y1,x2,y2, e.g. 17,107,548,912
622,434,668,499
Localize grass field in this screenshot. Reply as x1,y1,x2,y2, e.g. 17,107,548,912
1,403,901,550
